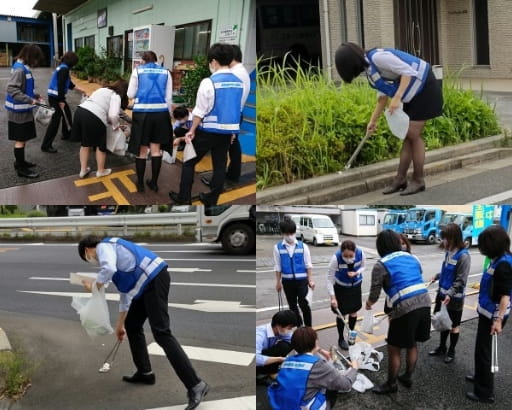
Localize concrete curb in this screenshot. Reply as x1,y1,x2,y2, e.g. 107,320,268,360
0,327,11,351
257,134,510,204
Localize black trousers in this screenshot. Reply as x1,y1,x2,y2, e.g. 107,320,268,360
226,135,241,182
282,279,311,327
256,341,292,375
124,268,200,390
178,129,231,204
473,314,507,398
41,97,72,149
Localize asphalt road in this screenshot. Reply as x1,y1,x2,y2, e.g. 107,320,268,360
0,241,256,409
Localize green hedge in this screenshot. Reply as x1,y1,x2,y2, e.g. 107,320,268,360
257,64,500,190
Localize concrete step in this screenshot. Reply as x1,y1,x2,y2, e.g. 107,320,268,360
257,135,512,204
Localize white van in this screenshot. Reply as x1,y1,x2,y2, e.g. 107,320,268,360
285,214,302,239
298,214,339,246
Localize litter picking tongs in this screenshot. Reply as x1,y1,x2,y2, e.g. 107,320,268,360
491,333,499,373
333,307,368,341
344,131,371,171
99,339,122,373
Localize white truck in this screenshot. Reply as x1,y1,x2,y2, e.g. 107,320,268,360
197,205,256,255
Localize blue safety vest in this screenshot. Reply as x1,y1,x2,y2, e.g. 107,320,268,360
268,354,326,410
47,63,71,98
5,62,35,112
381,251,428,306
133,63,169,112
200,72,243,134
366,48,430,103
102,237,168,300
477,254,512,320
334,248,363,287
439,248,469,300
278,241,308,281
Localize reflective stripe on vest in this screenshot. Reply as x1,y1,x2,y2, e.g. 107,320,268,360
334,248,363,287
5,62,35,112
133,63,169,112
278,241,307,280
477,254,512,319
103,237,167,300
200,72,243,134
366,48,430,103
48,63,70,96
439,248,468,299
267,354,326,410
381,251,427,306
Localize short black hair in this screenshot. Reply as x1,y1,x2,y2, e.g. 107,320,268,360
173,105,189,120
61,51,78,68
334,42,369,83
279,219,296,234
271,310,298,328
78,235,101,261
232,44,243,62
478,225,511,259
291,327,317,354
15,44,45,68
376,229,402,257
207,43,234,66
341,240,356,252
142,51,158,63
440,223,465,251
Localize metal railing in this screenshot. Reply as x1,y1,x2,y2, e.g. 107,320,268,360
0,212,198,237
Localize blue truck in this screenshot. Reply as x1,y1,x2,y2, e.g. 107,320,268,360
403,207,444,244
437,212,474,247
382,210,408,233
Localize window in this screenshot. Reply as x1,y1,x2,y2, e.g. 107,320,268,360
174,20,212,60
355,0,365,48
107,35,123,58
474,0,489,65
204,205,231,216
339,0,348,43
84,35,95,50
359,215,375,226
74,37,84,50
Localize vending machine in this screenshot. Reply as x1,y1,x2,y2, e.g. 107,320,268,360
132,24,175,70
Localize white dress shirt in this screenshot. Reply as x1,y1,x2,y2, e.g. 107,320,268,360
230,62,251,109
79,88,121,129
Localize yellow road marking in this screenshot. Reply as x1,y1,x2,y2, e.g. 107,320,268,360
0,248,19,253
74,170,136,205
192,184,256,205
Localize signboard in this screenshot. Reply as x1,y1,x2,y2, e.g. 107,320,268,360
472,205,495,240
218,25,238,43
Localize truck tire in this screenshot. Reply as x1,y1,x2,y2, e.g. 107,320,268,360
427,233,436,244
313,237,318,246
464,237,472,248
221,223,255,255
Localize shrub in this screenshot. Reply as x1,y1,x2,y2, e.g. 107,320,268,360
182,55,210,107
257,62,500,189
26,211,46,218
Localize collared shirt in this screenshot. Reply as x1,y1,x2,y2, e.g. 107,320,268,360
191,68,243,119
273,239,313,273
95,242,136,312
326,251,366,296
256,323,292,367
230,62,251,109
127,66,173,113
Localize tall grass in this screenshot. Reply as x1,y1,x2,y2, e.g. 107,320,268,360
257,62,500,190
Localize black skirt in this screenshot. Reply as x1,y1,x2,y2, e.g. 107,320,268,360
403,69,443,121
128,111,172,155
8,120,37,142
334,283,362,315
71,106,107,152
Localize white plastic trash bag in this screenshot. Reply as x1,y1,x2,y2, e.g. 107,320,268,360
34,105,55,126
384,106,409,140
163,147,177,164
351,372,375,393
71,283,113,337
106,127,127,156
432,304,452,332
361,310,374,334
183,142,197,162
348,342,383,372
306,288,313,305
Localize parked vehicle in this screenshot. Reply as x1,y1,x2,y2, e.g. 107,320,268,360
382,210,408,233
437,212,474,247
341,208,378,236
403,207,444,244
297,214,339,246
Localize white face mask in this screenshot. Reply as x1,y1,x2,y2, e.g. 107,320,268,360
284,235,295,244
401,245,409,252
85,250,99,266
279,330,293,338
344,257,355,264
209,63,216,74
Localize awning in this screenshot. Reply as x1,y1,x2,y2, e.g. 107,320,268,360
33,0,88,15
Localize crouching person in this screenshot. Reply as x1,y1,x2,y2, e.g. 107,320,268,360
268,327,358,410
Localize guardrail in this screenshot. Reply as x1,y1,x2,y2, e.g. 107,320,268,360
0,212,198,237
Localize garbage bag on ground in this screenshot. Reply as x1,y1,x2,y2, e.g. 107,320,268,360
71,283,113,337
351,372,375,393
432,304,452,332
348,342,383,372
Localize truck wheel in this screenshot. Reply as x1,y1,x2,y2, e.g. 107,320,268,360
313,237,318,246
464,237,472,248
427,233,436,244
221,223,255,255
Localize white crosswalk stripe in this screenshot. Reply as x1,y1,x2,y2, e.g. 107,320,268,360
145,395,256,410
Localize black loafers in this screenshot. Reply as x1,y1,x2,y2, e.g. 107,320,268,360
169,191,191,205
444,354,455,364
428,346,446,356
122,371,155,385
372,382,398,394
466,391,495,404
465,374,475,382
397,373,412,388
185,380,209,410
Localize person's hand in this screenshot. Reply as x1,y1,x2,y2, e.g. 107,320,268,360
350,359,359,369
347,271,358,278
330,298,338,310
491,318,503,335
367,121,377,135
319,349,331,361
442,295,451,305
173,137,182,147
308,279,315,290
115,323,126,341
365,300,373,310
58,102,65,109
81,279,93,293
430,276,437,283
276,282,282,292
388,95,402,114
184,130,195,144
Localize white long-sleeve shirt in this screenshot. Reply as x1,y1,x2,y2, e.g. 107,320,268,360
230,62,251,109
79,88,121,129
127,67,173,113
273,239,313,273
326,251,366,296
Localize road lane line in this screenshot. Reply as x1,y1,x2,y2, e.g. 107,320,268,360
466,190,512,204
145,396,256,410
147,343,254,366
